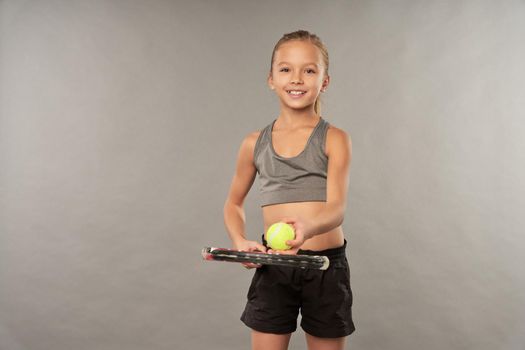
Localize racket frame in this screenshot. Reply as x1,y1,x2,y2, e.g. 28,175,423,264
202,247,330,270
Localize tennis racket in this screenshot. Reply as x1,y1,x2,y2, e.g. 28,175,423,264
202,247,330,270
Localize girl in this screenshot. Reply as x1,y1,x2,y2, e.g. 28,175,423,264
223,30,355,350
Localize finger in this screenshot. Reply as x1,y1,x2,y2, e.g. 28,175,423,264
247,246,260,253
255,243,267,253
286,238,303,247
275,249,297,255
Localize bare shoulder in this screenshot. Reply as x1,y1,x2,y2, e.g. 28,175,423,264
327,124,350,141
241,130,262,150
235,130,263,163
326,124,351,156
246,130,261,144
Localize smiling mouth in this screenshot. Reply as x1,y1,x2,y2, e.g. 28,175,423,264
286,90,307,95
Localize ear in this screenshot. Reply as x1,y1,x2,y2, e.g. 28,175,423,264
267,71,275,90
321,74,330,92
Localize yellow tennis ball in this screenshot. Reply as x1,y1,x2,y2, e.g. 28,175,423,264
265,222,295,250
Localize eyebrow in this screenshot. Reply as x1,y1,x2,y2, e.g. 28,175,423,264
276,61,320,67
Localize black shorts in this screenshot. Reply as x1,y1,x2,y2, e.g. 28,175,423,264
240,240,355,338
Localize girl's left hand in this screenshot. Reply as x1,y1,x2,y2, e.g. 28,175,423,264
267,216,313,255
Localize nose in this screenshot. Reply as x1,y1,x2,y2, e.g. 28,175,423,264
291,72,303,84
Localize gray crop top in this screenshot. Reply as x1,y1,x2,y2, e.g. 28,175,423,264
253,117,330,207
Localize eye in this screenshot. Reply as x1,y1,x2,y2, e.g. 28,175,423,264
306,68,316,74
279,67,290,72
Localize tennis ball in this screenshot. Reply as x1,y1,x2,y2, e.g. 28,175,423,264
265,222,295,250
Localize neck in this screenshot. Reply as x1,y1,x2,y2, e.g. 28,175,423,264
277,105,319,127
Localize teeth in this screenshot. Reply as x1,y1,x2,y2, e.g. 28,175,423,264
288,90,306,95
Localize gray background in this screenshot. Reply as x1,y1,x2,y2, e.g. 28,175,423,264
1,0,524,349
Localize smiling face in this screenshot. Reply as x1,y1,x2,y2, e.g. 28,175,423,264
268,40,330,113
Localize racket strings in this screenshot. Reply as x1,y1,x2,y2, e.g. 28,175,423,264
211,251,327,269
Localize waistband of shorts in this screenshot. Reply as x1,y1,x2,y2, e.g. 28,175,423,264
261,235,347,260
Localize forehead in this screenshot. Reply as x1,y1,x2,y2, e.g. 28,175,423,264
274,40,323,66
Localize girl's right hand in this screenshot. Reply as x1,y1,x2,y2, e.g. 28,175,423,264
233,239,267,269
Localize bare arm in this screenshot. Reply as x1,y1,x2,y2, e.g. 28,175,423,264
307,127,352,236
223,132,267,255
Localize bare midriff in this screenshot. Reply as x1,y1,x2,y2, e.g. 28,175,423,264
262,201,344,251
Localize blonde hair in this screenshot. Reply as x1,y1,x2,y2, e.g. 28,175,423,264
270,30,329,115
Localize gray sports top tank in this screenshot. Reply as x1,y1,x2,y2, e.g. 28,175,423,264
253,117,330,207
